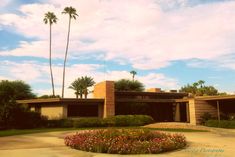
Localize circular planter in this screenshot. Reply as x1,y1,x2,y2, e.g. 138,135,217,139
64,129,186,154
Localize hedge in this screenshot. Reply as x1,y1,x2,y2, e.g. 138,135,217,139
205,120,235,128
73,115,154,128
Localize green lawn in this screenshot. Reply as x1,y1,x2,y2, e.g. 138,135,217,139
0,127,208,137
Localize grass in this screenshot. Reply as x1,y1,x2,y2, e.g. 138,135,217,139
0,127,208,137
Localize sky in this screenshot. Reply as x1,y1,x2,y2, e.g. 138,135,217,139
0,0,235,97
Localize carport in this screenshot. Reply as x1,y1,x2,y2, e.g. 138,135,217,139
197,95,235,121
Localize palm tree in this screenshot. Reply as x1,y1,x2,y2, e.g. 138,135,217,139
43,12,58,96
69,76,95,99
198,80,205,88
61,6,78,98
81,76,95,99
69,78,83,98
130,70,137,81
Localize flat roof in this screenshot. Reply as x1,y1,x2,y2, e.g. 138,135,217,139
115,91,188,97
17,98,105,104
195,95,235,101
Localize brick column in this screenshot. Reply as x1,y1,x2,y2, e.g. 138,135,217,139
93,81,115,118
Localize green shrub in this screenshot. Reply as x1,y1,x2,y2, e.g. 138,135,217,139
73,117,103,128
218,120,231,128
45,119,74,128
200,112,213,125
205,120,235,128
73,115,154,128
112,115,154,126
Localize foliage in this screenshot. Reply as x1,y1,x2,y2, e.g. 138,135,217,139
0,80,35,103
69,76,95,98
38,95,60,98
0,100,44,129
44,119,74,128
61,6,78,98
65,129,187,154
130,70,137,81
0,80,39,129
73,115,154,128
205,120,235,128
115,79,144,92
180,80,225,96
200,112,213,125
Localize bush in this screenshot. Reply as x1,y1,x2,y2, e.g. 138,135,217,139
205,120,235,128
12,111,43,129
65,129,187,154
200,112,213,125
73,115,154,128
73,118,104,128
44,119,74,128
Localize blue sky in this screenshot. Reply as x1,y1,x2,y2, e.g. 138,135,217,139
0,0,235,97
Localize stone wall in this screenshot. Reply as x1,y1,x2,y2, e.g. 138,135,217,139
93,81,115,118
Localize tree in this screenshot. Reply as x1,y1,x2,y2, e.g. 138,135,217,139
130,70,137,81
80,76,95,98
69,78,84,99
180,80,224,96
0,80,36,129
0,80,35,103
115,79,145,92
38,95,60,99
43,12,58,96
69,76,95,99
61,6,78,98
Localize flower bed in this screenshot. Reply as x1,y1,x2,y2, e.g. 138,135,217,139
64,129,187,154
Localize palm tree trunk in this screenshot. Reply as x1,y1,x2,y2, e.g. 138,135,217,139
49,24,55,96
62,17,71,98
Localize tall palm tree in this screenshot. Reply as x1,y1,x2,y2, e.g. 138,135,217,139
61,6,78,98
130,70,137,81
69,78,83,98
81,76,95,99
43,12,58,96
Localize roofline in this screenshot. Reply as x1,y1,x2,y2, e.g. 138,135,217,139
17,98,105,104
115,91,188,96
195,95,235,101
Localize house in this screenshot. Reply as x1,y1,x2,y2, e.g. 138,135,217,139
17,81,235,125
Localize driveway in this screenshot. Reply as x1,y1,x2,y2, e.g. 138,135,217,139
0,128,235,157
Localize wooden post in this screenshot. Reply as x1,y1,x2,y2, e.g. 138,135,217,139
217,101,220,122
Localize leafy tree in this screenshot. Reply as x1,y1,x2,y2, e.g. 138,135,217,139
69,76,95,99
0,80,35,103
0,80,37,129
115,79,145,92
130,70,137,81
61,6,78,98
44,12,58,96
180,80,225,96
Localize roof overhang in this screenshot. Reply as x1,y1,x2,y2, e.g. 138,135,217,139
195,95,235,101
17,98,105,105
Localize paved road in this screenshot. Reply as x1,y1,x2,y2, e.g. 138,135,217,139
0,129,235,157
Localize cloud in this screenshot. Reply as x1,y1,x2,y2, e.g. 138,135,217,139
0,0,11,7
0,60,178,97
0,0,235,70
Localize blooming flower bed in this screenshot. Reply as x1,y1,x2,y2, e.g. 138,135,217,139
64,129,187,154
